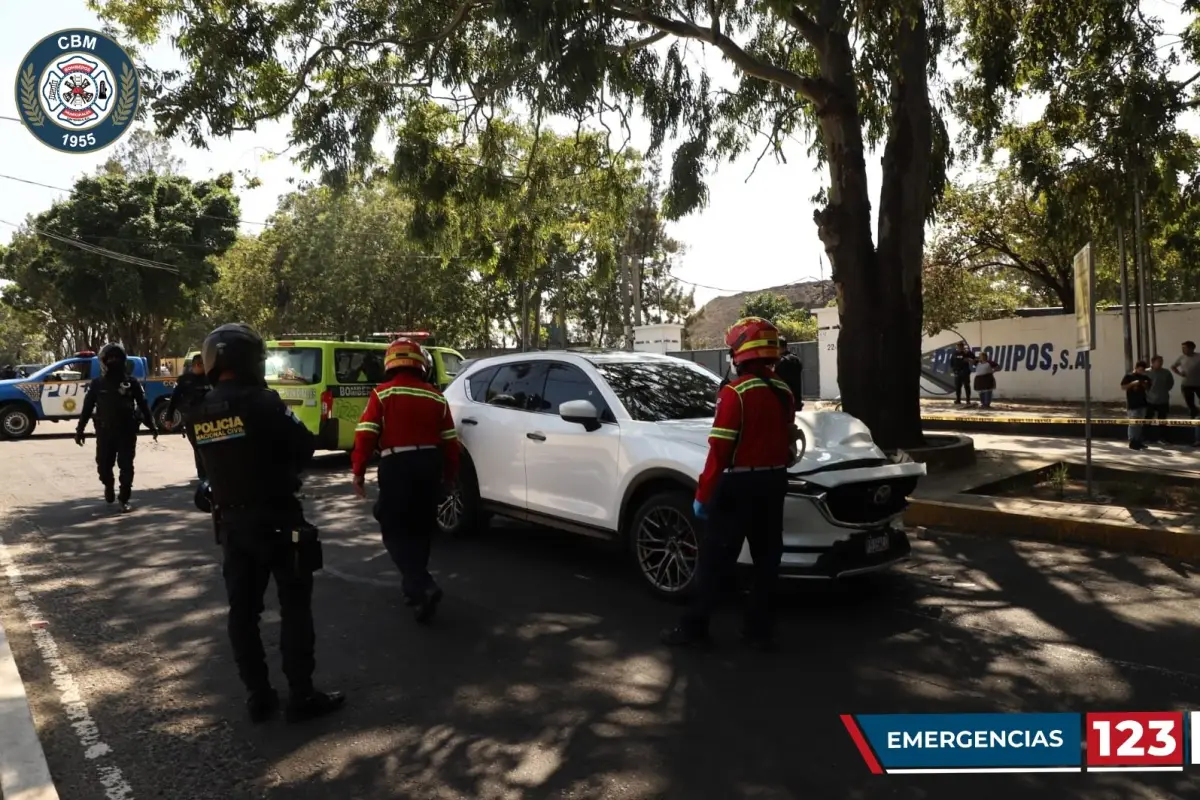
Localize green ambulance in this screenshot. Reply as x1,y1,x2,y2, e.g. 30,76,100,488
264,333,465,452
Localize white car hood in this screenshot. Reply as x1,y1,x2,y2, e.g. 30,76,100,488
648,411,926,487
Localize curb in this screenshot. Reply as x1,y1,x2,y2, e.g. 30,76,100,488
0,614,60,800
904,498,1200,561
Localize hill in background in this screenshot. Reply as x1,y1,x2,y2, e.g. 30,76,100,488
685,280,837,348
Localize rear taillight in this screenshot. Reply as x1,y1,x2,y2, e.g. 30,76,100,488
319,390,332,421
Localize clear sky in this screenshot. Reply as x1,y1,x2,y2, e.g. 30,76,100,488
0,1,1191,309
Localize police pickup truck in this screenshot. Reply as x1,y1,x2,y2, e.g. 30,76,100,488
0,351,176,440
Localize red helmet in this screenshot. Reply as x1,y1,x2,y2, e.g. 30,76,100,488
384,338,428,373
725,317,782,365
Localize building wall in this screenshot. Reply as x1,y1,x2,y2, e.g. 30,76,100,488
813,304,1200,404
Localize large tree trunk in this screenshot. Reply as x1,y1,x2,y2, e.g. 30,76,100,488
814,16,932,451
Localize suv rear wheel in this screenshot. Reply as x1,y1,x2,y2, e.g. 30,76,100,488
627,489,701,602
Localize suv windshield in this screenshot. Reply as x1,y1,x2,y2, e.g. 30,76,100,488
266,347,322,385
595,361,719,421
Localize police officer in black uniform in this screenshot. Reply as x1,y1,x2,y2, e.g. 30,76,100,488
774,339,805,411
165,354,210,481
186,323,344,724
75,343,157,512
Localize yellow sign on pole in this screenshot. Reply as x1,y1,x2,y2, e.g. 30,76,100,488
1073,243,1095,352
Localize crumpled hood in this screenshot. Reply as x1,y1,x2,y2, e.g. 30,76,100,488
646,412,924,484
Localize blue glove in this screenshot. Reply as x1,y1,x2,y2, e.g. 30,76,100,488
692,500,707,519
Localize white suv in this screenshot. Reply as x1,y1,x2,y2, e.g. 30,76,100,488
437,350,925,600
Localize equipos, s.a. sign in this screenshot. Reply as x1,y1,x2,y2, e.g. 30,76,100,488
14,28,139,154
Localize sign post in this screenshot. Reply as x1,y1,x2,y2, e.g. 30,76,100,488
1074,243,1096,496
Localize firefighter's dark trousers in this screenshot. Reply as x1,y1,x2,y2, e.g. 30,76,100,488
220,516,315,696
95,428,137,502
374,449,443,602
681,468,787,639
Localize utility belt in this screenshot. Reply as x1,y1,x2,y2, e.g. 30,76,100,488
380,445,438,457
725,465,787,473
212,503,323,576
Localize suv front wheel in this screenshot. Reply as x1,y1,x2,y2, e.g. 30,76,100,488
627,489,702,602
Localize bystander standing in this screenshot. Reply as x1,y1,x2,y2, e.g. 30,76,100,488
1121,361,1153,451
973,353,999,409
1144,355,1174,443
1171,341,1200,446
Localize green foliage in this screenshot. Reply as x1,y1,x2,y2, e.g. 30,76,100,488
1,171,240,362
740,292,816,342
200,119,692,351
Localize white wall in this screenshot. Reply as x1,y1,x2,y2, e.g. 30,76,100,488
812,303,1200,404
633,324,684,355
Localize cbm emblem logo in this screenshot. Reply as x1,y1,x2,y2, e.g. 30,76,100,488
15,29,139,154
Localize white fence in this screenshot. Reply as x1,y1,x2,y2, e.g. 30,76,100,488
813,303,1200,404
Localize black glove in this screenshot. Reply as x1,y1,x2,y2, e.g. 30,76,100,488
74,430,85,447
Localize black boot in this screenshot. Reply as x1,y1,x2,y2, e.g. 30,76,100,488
414,586,443,624
246,688,279,724
285,689,346,724
104,485,115,504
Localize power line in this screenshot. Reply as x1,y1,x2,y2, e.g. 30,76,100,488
0,219,182,274
0,172,271,227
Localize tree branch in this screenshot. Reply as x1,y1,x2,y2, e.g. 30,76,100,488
603,2,835,109
233,1,484,128
605,30,668,54
777,3,825,48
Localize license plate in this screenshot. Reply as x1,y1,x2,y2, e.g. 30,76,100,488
865,533,890,554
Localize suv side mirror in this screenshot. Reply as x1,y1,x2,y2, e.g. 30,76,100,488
560,399,601,431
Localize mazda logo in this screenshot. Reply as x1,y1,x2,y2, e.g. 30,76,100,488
871,485,893,505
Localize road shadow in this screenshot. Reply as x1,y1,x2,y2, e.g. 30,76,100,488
0,460,1198,799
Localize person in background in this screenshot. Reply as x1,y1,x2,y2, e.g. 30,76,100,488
165,354,211,481
0,365,15,380
773,340,805,411
1121,361,1153,451
74,344,158,512
972,351,999,409
1144,355,1174,444
1171,341,1200,446
950,341,976,405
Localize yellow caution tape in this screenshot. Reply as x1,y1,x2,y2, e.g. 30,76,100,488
921,414,1200,426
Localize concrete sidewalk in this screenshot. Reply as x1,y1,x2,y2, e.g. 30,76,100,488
906,431,1200,559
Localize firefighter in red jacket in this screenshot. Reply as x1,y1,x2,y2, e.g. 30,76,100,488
351,339,459,623
662,316,796,650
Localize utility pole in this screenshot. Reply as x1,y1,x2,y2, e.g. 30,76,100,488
620,247,633,351
519,278,529,353
1117,222,1133,373
556,254,567,349
1132,166,1150,360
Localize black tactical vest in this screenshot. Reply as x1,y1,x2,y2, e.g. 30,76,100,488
90,376,142,430
186,382,302,515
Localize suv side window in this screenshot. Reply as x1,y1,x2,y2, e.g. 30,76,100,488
466,365,499,402
485,362,548,410
334,348,385,384
535,363,612,420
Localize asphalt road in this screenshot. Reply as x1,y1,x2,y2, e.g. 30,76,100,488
1,433,1200,799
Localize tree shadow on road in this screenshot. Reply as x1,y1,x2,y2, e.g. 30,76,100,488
0,460,1198,800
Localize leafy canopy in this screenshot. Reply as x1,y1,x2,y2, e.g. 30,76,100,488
1,171,240,359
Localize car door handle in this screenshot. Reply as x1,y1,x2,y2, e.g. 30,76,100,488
462,417,478,425
526,432,546,441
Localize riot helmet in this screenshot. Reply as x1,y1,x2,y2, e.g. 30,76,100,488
98,343,127,376
201,323,266,384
